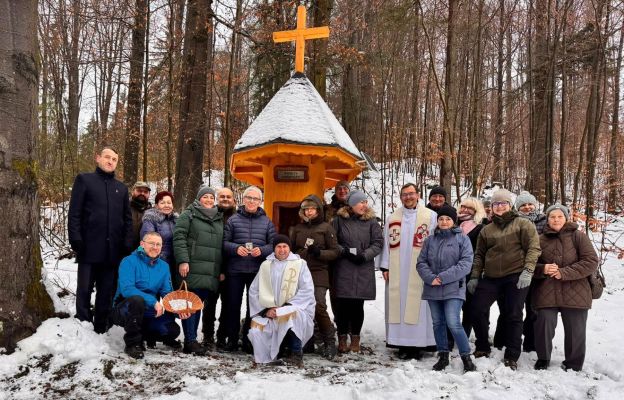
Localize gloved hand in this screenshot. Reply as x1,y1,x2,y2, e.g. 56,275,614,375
348,253,366,265
517,269,533,289
467,278,479,295
307,244,321,258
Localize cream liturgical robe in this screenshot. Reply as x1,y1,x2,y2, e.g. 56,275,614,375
248,252,316,364
380,205,437,347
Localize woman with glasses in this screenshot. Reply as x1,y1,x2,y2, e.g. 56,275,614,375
332,190,384,353
173,185,224,355
222,186,276,352
466,189,541,370
141,191,178,277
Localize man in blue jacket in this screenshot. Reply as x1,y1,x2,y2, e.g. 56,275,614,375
68,146,133,333
111,232,189,359
222,186,276,352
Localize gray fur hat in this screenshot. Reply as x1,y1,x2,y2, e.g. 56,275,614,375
196,185,216,200
515,191,538,210
545,204,570,220
347,190,367,207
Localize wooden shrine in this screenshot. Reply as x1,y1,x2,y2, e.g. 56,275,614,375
230,5,364,234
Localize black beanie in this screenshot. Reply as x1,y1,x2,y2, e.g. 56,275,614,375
429,186,447,200
273,234,291,250
436,204,458,225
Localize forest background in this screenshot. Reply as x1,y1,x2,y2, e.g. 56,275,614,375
1,0,623,352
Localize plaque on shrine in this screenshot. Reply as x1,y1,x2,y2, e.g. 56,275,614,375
274,165,309,182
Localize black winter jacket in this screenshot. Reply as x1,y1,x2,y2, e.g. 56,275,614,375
223,206,276,274
68,167,132,264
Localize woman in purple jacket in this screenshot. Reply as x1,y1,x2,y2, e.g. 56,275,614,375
417,205,476,373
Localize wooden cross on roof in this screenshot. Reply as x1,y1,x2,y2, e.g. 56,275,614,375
273,5,330,73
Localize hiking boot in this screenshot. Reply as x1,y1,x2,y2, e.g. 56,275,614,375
503,359,518,370
216,337,227,351
534,359,549,370
183,340,207,355
323,342,337,360
145,339,156,349
163,338,182,350
350,335,361,353
284,352,304,368
338,335,349,354
223,338,238,352
125,345,144,359
473,350,491,358
202,336,215,350
461,355,477,372
432,352,450,371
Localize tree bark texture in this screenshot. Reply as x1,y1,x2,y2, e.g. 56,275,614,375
123,0,147,185
0,0,55,353
174,0,211,209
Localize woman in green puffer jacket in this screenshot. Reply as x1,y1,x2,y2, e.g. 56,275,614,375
173,185,223,355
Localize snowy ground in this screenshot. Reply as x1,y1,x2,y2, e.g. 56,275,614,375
1,170,623,399
1,230,623,399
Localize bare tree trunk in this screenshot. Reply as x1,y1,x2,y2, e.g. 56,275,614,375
608,20,623,212
0,0,55,353
526,0,549,201
223,0,241,188
492,0,505,184
142,3,151,181
584,0,607,219
174,0,212,208
441,0,458,194
124,0,147,185
310,0,332,98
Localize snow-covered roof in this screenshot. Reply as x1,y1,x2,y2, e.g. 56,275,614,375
234,72,362,159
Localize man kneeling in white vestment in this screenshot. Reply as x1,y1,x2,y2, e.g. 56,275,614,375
248,234,316,367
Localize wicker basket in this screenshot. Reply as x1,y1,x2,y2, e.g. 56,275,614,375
162,281,204,314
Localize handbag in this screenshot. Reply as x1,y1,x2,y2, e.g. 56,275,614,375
571,229,605,300
588,267,605,300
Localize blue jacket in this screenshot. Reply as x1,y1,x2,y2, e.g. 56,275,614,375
114,248,173,308
416,227,473,301
68,167,133,264
140,208,178,266
223,206,276,274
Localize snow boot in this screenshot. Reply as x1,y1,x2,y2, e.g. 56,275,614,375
534,359,549,370
125,344,144,359
285,352,304,368
350,335,361,353
324,341,337,360
503,359,518,371
461,355,476,372
432,352,450,371
338,335,349,353
183,340,207,355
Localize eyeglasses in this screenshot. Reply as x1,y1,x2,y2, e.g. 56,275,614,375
460,205,476,212
244,196,261,202
400,192,418,198
143,241,162,248
492,202,509,208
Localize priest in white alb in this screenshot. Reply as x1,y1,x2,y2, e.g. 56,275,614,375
379,183,437,359
248,234,316,367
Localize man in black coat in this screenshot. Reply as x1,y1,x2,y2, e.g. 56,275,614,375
68,146,133,333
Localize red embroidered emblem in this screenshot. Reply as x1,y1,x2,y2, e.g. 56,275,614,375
413,224,429,248
388,221,401,248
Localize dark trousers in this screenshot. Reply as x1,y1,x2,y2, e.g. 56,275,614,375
522,281,537,351
314,286,336,344
110,296,180,347
493,282,537,351
462,290,476,337
535,307,588,371
202,279,227,342
334,298,365,335
181,288,219,343
76,262,117,333
224,272,256,344
471,273,529,361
